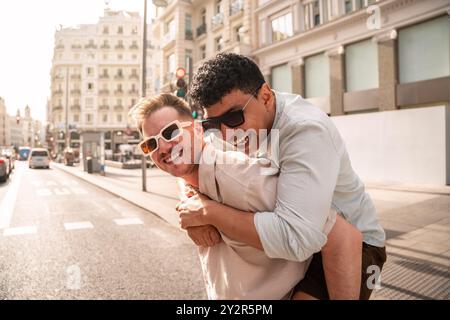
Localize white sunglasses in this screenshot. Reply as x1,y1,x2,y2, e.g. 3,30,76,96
139,120,191,156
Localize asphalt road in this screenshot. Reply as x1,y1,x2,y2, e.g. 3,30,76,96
0,161,206,299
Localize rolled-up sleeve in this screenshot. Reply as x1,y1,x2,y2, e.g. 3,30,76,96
254,120,341,262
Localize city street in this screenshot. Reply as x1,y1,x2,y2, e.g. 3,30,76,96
0,161,206,299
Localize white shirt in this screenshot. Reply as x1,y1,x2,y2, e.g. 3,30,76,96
191,141,336,300
253,91,386,263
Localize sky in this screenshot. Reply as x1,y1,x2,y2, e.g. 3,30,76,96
0,0,155,123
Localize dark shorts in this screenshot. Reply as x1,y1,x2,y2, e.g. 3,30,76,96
294,243,387,300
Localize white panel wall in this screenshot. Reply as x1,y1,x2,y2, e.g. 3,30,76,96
332,106,448,186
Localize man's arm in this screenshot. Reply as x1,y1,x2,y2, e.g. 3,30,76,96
179,120,341,262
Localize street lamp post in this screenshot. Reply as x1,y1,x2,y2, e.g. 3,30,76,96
141,0,148,192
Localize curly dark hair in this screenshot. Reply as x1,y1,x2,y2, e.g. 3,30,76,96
188,53,265,109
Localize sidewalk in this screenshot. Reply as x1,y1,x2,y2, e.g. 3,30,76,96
52,162,450,300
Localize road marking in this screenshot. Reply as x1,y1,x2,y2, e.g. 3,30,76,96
3,226,37,236
0,167,24,229
71,187,88,195
64,221,94,230
36,188,53,196
114,217,144,226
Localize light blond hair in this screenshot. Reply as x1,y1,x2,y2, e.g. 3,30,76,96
129,93,192,136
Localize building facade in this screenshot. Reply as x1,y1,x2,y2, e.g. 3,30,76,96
49,9,154,155
0,97,11,147
152,0,252,93
252,0,450,185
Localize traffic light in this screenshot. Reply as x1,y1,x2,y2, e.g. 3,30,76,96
175,67,187,99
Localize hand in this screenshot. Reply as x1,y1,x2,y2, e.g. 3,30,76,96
177,193,213,229
186,225,222,247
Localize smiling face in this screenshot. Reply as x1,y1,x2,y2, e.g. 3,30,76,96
142,107,199,179
203,83,276,152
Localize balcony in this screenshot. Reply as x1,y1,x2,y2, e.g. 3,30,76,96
53,90,63,96
100,44,110,49
196,23,207,37
55,44,64,50
52,75,63,81
99,105,109,111
70,74,81,80
128,89,139,95
114,74,124,80
129,74,139,80
114,89,124,95
211,13,224,29
129,44,139,50
52,105,63,112
71,44,82,49
230,0,244,16
115,44,125,50
185,30,193,40
99,89,110,95
84,43,97,49
100,74,109,80
114,105,124,111
70,89,81,95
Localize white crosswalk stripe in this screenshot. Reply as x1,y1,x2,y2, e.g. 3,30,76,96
114,217,144,226
3,226,38,236
64,221,94,230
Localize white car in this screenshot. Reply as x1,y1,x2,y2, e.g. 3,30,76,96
29,148,51,169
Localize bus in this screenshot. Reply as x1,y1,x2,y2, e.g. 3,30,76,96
18,146,31,161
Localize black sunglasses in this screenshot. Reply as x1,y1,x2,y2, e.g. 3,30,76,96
201,87,262,132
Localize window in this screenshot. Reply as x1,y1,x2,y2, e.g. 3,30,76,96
215,37,225,52
271,64,292,93
271,12,293,43
103,114,108,123
118,54,123,60
132,25,138,34
86,98,93,107
166,19,175,36
398,16,450,84
304,0,324,30
73,114,79,122
118,69,123,76
87,83,94,90
236,25,244,42
345,39,379,92
200,8,206,25
118,26,123,34
117,114,122,122
185,14,193,39
305,53,330,98
86,114,92,123
167,53,176,73
103,26,109,34
215,0,222,14
200,45,206,60
86,67,93,75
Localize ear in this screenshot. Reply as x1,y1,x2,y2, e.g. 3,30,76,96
260,83,273,106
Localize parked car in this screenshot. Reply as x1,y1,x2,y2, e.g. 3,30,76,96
0,154,11,182
1,148,15,172
29,148,51,169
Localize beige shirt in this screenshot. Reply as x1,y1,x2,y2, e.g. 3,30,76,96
188,141,336,300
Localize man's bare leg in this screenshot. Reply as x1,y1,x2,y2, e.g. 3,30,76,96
322,215,363,299
292,216,362,300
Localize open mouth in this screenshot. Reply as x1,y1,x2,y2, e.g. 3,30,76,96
163,148,184,165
